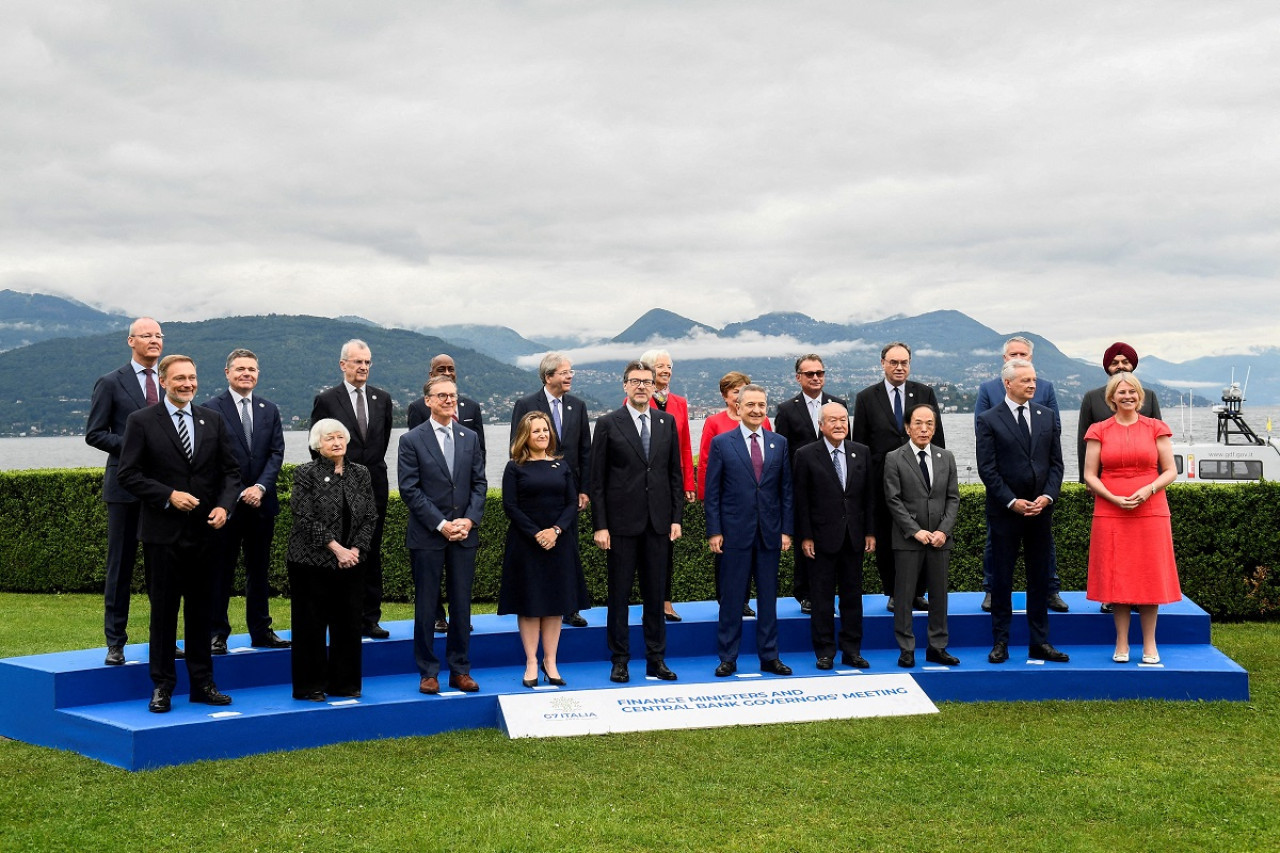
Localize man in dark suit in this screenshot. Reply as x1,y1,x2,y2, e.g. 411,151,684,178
408,353,486,633
773,353,846,614
511,352,592,627
976,359,1069,665
85,317,165,666
851,341,946,612
310,338,394,638
589,360,683,683
704,384,794,677
884,403,960,668
793,402,875,670
204,348,290,653
117,355,242,713
975,337,1067,614
399,375,487,694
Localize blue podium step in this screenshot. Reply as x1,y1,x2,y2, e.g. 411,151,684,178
0,592,1249,770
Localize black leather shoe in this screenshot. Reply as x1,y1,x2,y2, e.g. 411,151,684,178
190,683,233,706
841,652,870,669
1047,593,1070,613
252,631,291,649
174,645,185,659
898,650,916,668
148,687,172,713
926,647,960,666
363,624,390,639
610,661,629,683
105,645,125,666
1028,643,1070,663
715,660,737,677
297,691,326,702
981,592,992,613
799,599,813,615
988,642,1009,664
210,637,228,655
912,596,930,611
646,661,678,681
564,612,588,628
742,603,756,617
886,597,895,612
815,656,834,670
664,609,682,622
434,618,448,633
760,659,792,676
1100,603,1114,613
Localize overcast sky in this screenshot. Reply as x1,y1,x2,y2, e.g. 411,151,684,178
3,1,1277,363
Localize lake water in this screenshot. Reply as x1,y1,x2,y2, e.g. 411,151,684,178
5,405,1274,487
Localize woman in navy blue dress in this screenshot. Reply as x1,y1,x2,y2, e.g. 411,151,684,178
499,412,589,687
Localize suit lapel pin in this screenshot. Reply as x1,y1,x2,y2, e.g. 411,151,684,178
324,476,331,482
371,395,377,401
850,452,856,458
769,442,776,449
258,402,265,409
198,419,205,425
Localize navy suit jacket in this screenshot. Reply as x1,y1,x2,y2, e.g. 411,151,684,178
773,392,847,463
975,401,1064,524
704,428,793,551
408,394,486,458
116,403,242,546
792,438,875,555
589,405,683,537
203,389,286,516
511,390,591,490
310,383,393,508
85,363,151,503
975,377,1060,431
398,421,487,551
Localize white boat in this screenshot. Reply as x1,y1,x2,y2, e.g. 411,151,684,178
1170,381,1280,483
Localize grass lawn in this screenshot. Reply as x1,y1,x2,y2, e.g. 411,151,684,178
1,594,1277,852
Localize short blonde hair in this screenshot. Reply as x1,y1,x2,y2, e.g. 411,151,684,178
1104,371,1145,412
309,418,350,450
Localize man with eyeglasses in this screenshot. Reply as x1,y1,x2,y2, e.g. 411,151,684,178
511,352,592,627
401,375,487,694
86,317,167,666
774,354,846,615
852,342,947,613
310,339,394,638
589,361,684,683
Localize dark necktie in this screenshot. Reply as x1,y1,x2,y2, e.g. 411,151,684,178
143,368,158,406
750,432,764,482
1016,405,1031,451
240,397,252,448
355,387,368,439
639,414,650,460
893,386,903,433
551,397,563,438
918,449,931,490
175,410,193,461
832,448,845,490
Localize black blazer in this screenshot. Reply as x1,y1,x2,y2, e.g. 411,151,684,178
310,383,393,508
851,380,946,499
116,403,242,546
203,389,286,516
511,390,591,490
85,363,151,503
773,392,847,462
792,438,875,554
285,459,377,568
407,394,486,458
589,406,683,537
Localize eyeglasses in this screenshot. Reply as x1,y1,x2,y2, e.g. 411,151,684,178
553,370,575,378
799,370,825,378
431,393,458,401
625,378,655,388
885,359,910,368
131,333,164,340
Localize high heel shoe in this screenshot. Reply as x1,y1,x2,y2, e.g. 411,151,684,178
539,662,566,686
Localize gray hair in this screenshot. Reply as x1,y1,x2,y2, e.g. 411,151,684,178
640,348,672,367
1004,336,1034,358
538,352,570,383
739,383,767,400
1001,358,1034,381
340,339,370,361
309,418,350,450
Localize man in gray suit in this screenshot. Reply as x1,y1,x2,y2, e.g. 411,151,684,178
399,375,487,695
883,402,960,668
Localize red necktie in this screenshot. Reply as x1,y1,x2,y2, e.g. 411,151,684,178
750,433,763,481
143,368,158,406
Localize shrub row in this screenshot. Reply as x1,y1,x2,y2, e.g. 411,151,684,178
3,467,1278,620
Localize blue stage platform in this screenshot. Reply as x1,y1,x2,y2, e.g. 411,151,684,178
0,592,1248,770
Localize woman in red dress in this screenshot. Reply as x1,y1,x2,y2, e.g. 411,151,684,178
1082,372,1181,664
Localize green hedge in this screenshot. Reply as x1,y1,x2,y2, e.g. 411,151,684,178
3,467,1279,620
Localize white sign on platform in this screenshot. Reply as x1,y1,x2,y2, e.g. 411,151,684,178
498,674,937,739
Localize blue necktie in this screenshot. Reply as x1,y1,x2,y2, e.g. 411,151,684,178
893,386,903,433
832,448,845,490
639,414,650,460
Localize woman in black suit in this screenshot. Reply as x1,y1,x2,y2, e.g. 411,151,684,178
286,418,376,701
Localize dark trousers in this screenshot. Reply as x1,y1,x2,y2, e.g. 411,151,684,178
411,545,477,677
809,539,865,659
893,548,950,652
103,500,142,647
983,531,1061,594
717,546,780,664
210,506,277,642
145,535,215,693
287,561,362,697
605,529,668,664
989,508,1054,646
792,551,812,603
361,511,386,629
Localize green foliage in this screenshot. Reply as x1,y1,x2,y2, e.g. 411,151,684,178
4,469,1280,619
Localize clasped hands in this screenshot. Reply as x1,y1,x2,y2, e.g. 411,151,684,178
913,530,947,548
1011,496,1051,517
535,527,559,550
328,542,361,569
441,518,473,542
